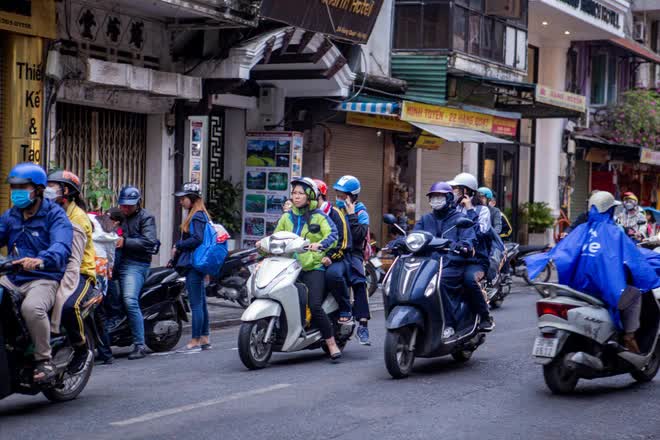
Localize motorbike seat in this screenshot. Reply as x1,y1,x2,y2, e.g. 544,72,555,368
144,268,178,288
518,244,549,254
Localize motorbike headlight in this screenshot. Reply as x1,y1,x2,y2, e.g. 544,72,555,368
424,274,438,297
405,233,428,253
269,240,286,255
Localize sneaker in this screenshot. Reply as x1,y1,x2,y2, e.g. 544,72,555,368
95,357,114,366
177,345,202,354
68,347,92,374
478,316,495,333
127,345,147,360
356,325,371,346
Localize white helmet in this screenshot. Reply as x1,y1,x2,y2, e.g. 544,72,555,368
588,191,621,213
448,173,478,192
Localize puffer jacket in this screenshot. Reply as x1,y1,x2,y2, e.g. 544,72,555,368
274,201,337,271
119,207,159,264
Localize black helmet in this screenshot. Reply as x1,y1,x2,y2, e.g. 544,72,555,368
118,185,141,206
174,182,202,198
47,169,82,195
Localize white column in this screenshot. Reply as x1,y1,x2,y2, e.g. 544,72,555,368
462,142,479,176
535,45,568,216
145,114,175,267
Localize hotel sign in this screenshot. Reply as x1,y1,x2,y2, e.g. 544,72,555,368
535,85,587,113
555,0,621,30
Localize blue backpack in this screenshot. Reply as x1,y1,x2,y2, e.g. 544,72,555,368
191,216,228,276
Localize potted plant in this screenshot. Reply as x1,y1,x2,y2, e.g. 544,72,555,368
85,161,115,213
206,179,242,250
521,202,555,245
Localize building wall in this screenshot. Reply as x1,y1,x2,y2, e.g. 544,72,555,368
363,0,393,76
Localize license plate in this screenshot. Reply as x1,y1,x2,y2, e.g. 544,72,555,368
370,257,382,268
532,336,559,358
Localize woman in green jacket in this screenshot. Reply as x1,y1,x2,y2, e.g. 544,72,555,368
269,177,342,360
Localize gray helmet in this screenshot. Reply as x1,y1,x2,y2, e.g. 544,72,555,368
588,191,621,213
448,173,478,192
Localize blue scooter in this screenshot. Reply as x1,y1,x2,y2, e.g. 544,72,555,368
382,214,487,378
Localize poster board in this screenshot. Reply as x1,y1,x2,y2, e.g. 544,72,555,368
185,116,208,198
241,132,303,248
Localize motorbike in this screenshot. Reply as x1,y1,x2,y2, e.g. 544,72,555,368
206,247,261,308
532,283,660,394
504,243,554,285
107,267,188,353
0,260,100,402
381,214,487,379
237,232,355,369
365,238,385,297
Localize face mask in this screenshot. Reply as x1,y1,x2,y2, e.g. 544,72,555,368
335,198,346,209
11,189,34,209
44,186,61,201
430,195,447,211
624,201,636,211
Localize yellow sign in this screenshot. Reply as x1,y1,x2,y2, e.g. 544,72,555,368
401,101,494,133
535,85,587,113
641,148,660,166
0,1,56,39
1,34,44,211
346,112,413,133
415,134,446,150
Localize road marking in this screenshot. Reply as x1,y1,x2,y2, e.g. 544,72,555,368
110,383,291,427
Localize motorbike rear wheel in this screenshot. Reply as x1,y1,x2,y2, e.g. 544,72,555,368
146,317,183,353
365,264,379,297
523,262,553,285
451,349,474,363
631,346,660,383
43,326,95,402
384,327,415,379
238,319,273,370
543,354,579,395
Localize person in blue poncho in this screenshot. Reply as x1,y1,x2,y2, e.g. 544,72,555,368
526,191,660,353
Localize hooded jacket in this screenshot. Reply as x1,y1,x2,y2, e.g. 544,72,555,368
526,207,660,329
274,200,338,271
414,207,476,265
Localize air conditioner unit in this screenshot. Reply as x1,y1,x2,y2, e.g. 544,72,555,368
258,86,285,127
634,21,646,43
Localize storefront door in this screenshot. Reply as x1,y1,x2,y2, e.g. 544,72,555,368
480,143,520,235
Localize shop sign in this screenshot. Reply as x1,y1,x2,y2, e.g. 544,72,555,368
401,101,518,137
1,34,45,211
241,132,304,248
555,0,621,30
259,0,385,44
415,134,445,150
535,85,587,113
640,148,660,166
346,112,413,133
0,0,56,39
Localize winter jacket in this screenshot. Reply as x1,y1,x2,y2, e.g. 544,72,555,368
321,201,352,261
174,211,208,271
274,201,337,271
616,206,647,238
66,203,96,281
456,204,491,264
414,207,476,265
339,202,369,260
0,199,72,285
488,206,503,235
89,214,119,278
119,208,159,264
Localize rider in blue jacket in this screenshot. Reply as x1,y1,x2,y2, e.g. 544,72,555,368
0,163,73,382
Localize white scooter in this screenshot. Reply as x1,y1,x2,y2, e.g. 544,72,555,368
238,232,355,369
532,283,660,394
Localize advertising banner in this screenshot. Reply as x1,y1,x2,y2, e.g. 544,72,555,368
241,132,303,248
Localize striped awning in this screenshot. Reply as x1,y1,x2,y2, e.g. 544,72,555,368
336,101,399,115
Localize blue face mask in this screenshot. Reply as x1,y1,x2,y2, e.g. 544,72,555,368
11,189,34,209
335,198,346,209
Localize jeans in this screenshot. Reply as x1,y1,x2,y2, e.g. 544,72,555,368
300,270,333,339
325,261,351,315
463,263,490,319
118,261,150,346
185,268,209,339
347,255,370,321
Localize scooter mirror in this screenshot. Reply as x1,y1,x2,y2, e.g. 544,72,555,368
383,214,397,225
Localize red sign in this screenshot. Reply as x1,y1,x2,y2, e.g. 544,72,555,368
492,117,518,137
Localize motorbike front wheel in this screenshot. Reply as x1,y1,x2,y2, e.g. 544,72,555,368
384,327,415,379
238,319,273,370
523,262,553,285
43,325,95,402
631,345,660,383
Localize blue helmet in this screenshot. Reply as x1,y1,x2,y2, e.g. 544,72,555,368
7,163,47,187
478,187,494,200
333,175,361,195
118,185,141,205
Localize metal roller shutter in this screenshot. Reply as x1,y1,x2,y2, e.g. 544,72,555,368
418,144,463,216
570,160,590,222
0,42,7,212
326,123,384,237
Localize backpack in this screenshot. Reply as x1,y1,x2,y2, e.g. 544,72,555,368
500,213,513,239
191,216,229,276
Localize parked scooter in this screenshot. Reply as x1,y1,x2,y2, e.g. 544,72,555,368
505,243,554,285
381,214,487,379
0,260,100,402
108,267,188,353
532,283,660,394
206,247,262,308
237,232,355,369
365,238,385,297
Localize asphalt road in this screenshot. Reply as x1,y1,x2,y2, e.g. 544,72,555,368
1,284,660,440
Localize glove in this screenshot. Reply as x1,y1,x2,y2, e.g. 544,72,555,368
450,242,471,258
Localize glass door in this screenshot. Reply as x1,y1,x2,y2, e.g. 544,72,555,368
479,144,520,238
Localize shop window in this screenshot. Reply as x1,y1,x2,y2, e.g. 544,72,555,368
590,53,617,106
393,2,450,50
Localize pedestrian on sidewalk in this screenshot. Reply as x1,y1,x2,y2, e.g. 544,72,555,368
171,183,212,353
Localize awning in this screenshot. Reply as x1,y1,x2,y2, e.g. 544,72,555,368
572,134,640,161
336,101,399,116
609,38,660,64
410,122,513,144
